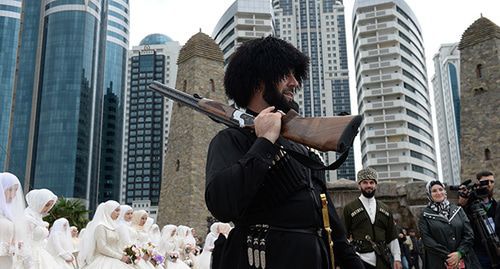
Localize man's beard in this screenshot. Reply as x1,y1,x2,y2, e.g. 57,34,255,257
361,189,376,198
262,83,294,113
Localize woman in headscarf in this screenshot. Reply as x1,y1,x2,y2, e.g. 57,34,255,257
149,224,161,247
160,225,189,269
131,210,150,246
70,226,79,257
197,222,221,269
47,218,76,269
0,172,28,269
419,180,481,269
78,200,134,269
24,188,61,269
116,205,135,248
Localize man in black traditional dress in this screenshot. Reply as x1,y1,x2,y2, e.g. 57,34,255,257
205,36,364,269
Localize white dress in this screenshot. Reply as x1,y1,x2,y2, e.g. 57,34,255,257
48,232,77,269
83,224,134,269
118,224,155,269
0,214,14,268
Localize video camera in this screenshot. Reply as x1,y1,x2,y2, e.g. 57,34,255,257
450,179,490,200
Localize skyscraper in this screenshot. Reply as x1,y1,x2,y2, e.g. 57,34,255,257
122,34,180,219
212,0,274,65
432,44,461,185
7,0,129,207
97,0,131,205
273,0,355,181
0,0,21,170
352,0,437,182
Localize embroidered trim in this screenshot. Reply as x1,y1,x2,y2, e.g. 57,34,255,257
351,207,365,217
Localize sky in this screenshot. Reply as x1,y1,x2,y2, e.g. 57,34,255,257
129,0,500,177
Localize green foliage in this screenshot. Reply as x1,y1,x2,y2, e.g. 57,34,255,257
44,197,89,230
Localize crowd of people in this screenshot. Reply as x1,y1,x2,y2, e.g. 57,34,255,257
0,172,232,269
343,167,499,269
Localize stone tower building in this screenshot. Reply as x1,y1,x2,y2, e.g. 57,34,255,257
157,32,225,233
458,17,500,180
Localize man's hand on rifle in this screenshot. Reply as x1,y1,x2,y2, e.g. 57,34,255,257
254,106,283,144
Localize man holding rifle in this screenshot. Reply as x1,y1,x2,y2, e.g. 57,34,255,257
204,36,364,269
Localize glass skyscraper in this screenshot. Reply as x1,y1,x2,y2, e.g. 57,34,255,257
0,0,21,171
122,34,180,218
7,0,129,207
273,0,355,181
432,44,461,185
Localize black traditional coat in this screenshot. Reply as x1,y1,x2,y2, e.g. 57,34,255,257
418,204,481,269
205,127,364,269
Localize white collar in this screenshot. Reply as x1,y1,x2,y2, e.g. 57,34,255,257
359,194,376,205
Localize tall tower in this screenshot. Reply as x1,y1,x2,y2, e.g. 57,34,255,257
352,0,437,182
431,44,461,185
458,17,500,179
157,32,225,233
0,0,21,170
96,0,131,207
7,1,129,208
212,0,274,65
273,0,355,181
122,34,180,219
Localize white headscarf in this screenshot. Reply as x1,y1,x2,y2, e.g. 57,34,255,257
24,189,57,226
203,222,221,251
117,205,133,226
144,217,154,232
131,210,148,231
149,224,161,246
159,224,177,255
48,218,74,255
0,172,26,221
78,200,120,266
0,172,30,249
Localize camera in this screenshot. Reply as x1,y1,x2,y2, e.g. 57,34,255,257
450,179,490,200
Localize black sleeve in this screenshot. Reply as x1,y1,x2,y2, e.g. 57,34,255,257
456,208,475,255
495,202,500,238
205,129,279,222
327,194,365,269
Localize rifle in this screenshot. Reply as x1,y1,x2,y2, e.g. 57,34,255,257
148,81,362,154
365,235,392,268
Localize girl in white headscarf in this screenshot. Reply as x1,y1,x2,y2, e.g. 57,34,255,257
148,224,161,247
78,200,134,269
131,210,150,246
130,211,156,269
24,188,61,269
70,226,79,256
0,172,29,269
116,205,134,247
160,225,189,269
47,218,76,269
197,223,221,269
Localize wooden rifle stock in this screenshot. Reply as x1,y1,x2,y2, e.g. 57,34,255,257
148,81,362,153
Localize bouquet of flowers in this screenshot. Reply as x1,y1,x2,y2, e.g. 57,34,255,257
150,252,165,267
123,244,143,264
141,242,156,259
167,251,179,262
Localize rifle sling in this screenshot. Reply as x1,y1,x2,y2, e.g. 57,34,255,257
284,147,350,171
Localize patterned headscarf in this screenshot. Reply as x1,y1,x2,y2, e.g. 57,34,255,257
426,180,451,219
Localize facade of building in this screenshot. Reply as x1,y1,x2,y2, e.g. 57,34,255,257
7,0,129,208
212,0,274,66
458,17,500,179
0,0,21,170
157,32,225,234
352,0,437,182
273,0,355,181
97,0,131,204
122,34,180,218
431,43,461,185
